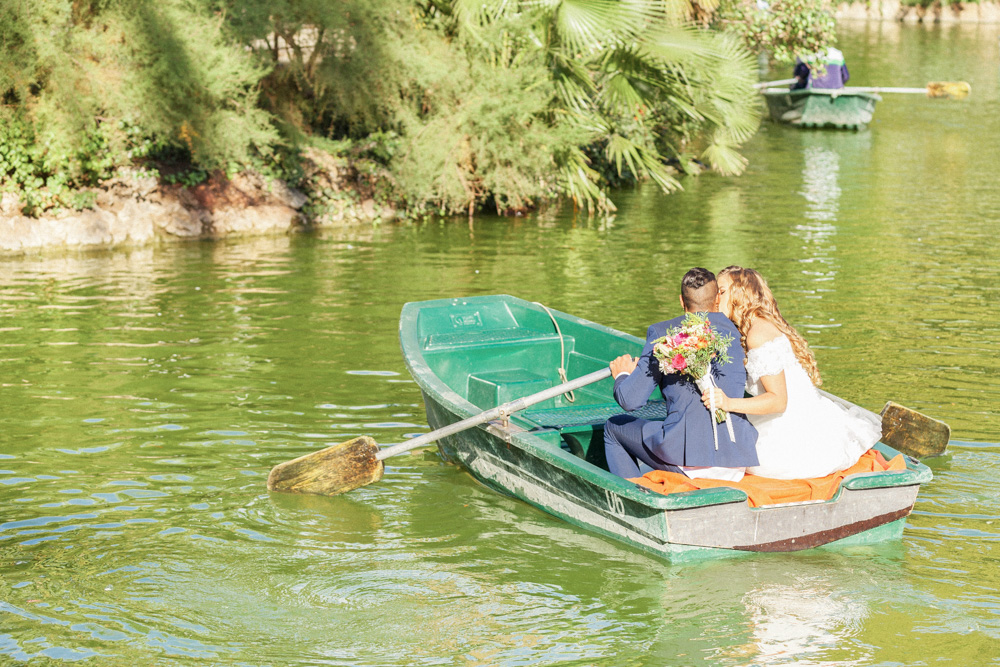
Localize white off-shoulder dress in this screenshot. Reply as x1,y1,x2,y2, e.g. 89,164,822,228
744,336,881,480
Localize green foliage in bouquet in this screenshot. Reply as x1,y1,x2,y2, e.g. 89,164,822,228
651,312,733,379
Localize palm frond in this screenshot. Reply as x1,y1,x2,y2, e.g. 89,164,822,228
691,34,761,142
453,0,518,26
553,0,666,54
605,133,641,178
604,132,682,193
638,147,683,193
549,50,598,93
596,46,665,113
601,73,646,116
638,24,712,66
559,145,609,212
701,128,749,176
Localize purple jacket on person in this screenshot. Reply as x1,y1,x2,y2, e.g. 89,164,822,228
792,47,850,90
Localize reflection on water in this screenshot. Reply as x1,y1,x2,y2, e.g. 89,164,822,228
800,143,841,223
740,578,870,665
2,23,1000,667
709,560,870,665
792,133,849,344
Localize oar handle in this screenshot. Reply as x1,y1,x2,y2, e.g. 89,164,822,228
807,86,924,95
851,87,927,94
376,367,613,461
754,78,799,90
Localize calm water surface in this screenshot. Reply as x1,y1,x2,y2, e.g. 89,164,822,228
3,23,1000,666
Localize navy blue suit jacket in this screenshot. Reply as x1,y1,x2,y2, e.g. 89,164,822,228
613,312,759,468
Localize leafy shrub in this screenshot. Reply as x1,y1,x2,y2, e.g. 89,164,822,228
717,0,838,64
1,0,772,220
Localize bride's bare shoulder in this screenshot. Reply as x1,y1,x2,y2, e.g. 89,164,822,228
746,319,783,350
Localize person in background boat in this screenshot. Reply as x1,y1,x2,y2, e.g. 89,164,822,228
603,268,759,482
701,267,881,479
791,47,850,90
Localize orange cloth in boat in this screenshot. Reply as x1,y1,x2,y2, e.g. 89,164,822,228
629,449,907,508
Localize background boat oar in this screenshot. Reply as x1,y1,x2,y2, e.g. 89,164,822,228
847,82,970,99
804,82,970,99
755,80,969,99
880,401,950,458
754,78,799,90
267,367,613,496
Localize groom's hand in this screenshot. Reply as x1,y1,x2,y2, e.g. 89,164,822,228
610,354,639,378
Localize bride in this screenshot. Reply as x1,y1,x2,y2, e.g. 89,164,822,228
701,266,881,480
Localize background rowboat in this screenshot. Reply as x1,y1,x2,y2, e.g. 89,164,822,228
762,88,881,129
399,295,932,561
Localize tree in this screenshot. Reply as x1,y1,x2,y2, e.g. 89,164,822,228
222,0,762,214
1,0,278,212
418,0,764,213
1,0,766,218
715,0,838,66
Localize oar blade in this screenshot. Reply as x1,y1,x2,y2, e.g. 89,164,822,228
880,402,950,458
267,436,384,496
927,81,970,99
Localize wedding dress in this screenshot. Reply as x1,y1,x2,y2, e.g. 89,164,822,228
744,336,881,480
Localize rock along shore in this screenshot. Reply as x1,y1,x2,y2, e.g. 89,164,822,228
0,148,393,257
836,0,1000,22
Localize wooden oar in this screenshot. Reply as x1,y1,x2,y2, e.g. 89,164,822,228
267,367,613,496
849,82,970,99
800,82,970,99
880,401,950,458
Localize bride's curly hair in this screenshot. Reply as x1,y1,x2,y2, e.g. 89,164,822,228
718,266,822,387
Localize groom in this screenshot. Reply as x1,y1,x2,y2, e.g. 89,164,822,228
604,267,759,481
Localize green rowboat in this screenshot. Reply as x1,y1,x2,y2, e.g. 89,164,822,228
763,88,881,130
399,295,931,561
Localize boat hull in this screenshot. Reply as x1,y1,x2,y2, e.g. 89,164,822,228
401,296,931,561
424,389,918,560
763,89,881,129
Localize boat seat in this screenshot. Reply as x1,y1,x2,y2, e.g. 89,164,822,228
424,328,559,351
520,400,669,429
467,369,552,411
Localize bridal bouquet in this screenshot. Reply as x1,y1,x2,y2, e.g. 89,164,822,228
651,313,736,448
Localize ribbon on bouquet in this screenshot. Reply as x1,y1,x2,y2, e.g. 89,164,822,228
695,373,737,450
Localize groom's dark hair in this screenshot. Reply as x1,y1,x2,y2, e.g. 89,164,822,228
681,267,718,312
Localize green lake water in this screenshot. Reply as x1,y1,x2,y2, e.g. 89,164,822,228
3,23,1000,666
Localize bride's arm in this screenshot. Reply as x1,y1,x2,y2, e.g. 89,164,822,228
702,319,789,415
702,372,788,415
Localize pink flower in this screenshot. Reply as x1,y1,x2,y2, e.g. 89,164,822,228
671,354,687,371
673,332,689,345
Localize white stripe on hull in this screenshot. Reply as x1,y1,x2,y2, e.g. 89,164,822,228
464,450,674,553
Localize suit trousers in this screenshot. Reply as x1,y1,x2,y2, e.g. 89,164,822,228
604,414,684,479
